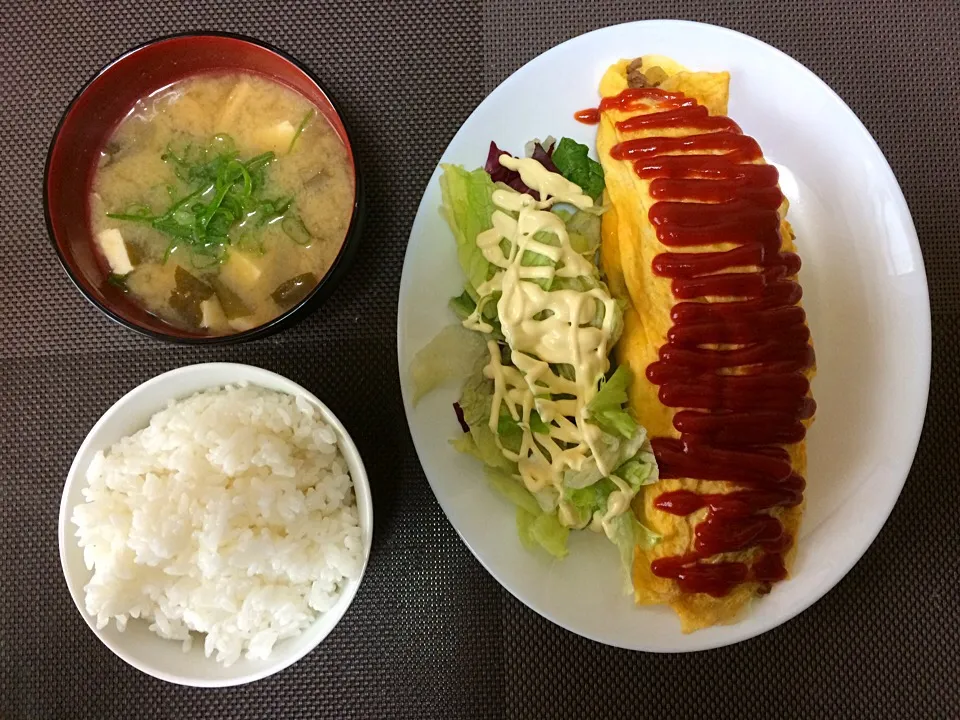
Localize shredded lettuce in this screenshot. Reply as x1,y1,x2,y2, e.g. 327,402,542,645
553,208,601,255
616,456,657,489
527,512,569,558
489,469,569,558
551,138,605,200
474,425,509,468
516,507,538,551
410,324,488,404
607,513,660,592
451,366,517,472
486,467,541,515
498,405,550,444
449,290,476,321
564,426,651,490
425,143,658,576
564,477,616,526
586,366,637,439
458,364,493,426
561,451,658,529
451,431,511,472
439,164,497,295
496,406,523,453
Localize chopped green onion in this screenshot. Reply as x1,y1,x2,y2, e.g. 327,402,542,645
106,136,295,267
106,273,129,291
211,134,235,153
288,109,316,154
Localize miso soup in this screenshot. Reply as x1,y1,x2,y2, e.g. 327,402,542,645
90,73,355,334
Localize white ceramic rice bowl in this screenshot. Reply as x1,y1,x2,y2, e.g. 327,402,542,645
58,362,373,687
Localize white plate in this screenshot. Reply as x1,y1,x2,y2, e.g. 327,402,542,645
397,20,930,651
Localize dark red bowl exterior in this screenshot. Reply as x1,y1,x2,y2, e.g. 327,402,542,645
44,32,363,344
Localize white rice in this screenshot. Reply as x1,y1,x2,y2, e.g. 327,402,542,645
71,383,363,666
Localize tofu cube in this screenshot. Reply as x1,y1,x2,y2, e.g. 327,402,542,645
200,297,226,329
219,81,252,126
256,121,296,154
95,229,135,275
221,251,262,288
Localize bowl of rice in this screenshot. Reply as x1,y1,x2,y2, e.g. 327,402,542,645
58,363,373,687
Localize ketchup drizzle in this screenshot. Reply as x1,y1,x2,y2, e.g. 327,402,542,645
602,87,815,597
574,107,601,125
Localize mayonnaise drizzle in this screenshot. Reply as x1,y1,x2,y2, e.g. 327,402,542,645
463,154,624,527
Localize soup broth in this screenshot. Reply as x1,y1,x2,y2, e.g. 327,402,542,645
90,73,354,334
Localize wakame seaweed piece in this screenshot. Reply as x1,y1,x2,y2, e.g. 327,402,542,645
173,265,214,297
271,272,318,309
210,277,253,319
170,266,215,327
281,216,312,245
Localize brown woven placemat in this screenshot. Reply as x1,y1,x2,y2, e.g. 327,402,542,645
1,1,957,718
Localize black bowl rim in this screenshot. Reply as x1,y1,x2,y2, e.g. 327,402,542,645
43,30,363,346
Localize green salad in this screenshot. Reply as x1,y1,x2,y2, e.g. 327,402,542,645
412,137,660,585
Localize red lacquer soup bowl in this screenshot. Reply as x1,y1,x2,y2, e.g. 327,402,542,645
44,33,363,344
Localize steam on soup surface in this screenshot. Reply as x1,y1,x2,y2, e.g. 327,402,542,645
90,73,354,334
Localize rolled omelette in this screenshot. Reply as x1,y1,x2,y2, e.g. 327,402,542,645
596,56,817,632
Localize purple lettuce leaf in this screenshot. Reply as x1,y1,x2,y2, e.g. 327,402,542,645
484,140,558,199
453,402,470,433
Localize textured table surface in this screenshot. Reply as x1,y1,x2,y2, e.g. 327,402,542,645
2,1,958,718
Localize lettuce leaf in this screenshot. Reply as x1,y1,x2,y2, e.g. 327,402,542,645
564,425,650,490
607,513,661,592
568,210,601,254
528,512,569,558
439,164,497,294
451,431,509,472
410,324,488,404
498,405,549,440
616,456,657,488
529,411,550,434
586,366,637,439
551,137,605,200
449,290,476,321
458,363,493,427
451,365,519,472
564,477,616,526
466,425,515,472
496,405,523,454
486,467,541,515
487,469,568,558
516,507,538,551
561,450,658,528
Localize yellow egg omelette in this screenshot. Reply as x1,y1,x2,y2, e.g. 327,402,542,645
595,56,817,632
